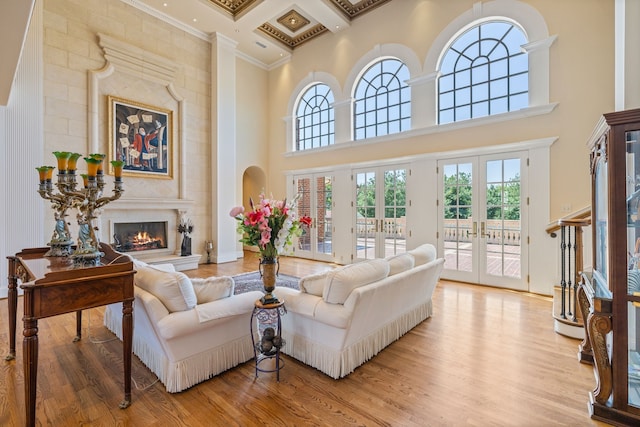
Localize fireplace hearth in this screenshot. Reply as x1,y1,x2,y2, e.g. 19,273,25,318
113,221,168,253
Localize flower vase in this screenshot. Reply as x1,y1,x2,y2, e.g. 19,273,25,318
259,257,279,305
181,235,192,256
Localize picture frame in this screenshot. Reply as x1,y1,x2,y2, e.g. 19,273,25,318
108,95,173,179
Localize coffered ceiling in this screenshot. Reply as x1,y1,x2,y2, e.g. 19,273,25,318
127,0,392,68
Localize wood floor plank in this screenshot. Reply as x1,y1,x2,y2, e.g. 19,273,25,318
0,253,611,426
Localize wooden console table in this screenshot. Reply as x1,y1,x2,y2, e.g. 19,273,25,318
4,244,135,427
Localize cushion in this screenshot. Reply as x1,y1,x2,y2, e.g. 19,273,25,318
386,253,415,276
134,264,197,312
299,271,330,296
323,258,390,304
191,276,234,303
408,244,437,266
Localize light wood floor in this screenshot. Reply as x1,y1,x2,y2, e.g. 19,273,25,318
1,253,610,426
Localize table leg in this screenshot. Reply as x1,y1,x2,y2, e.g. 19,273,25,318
6,257,18,361
23,293,38,427
73,310,82,342
119,299,133,409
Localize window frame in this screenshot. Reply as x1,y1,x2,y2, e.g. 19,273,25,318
352,57,412,141
437,20,529,124
294,83,336,151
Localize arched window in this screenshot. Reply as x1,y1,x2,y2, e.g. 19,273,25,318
353,58,411,140
438,21,528,124
295,83,335,150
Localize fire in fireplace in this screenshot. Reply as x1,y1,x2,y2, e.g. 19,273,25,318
113,221,168,252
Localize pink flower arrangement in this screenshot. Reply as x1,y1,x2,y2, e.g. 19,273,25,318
230,194,312,259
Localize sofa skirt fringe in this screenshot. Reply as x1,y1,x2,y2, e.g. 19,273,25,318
283,301,432,379
104,308,254,393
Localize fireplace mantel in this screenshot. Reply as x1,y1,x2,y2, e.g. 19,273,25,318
107,198,195,211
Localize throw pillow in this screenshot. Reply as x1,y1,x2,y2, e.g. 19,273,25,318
135,264,197,312
192,276,234,303
408,244,437,266
299,271,330,296
386,253,415,275
323,258,390,304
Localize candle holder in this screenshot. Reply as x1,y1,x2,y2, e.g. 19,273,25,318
36,152,125,266
36,165,74,256
205,240,214,264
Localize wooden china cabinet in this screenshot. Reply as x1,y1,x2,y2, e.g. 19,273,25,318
580,108,640,425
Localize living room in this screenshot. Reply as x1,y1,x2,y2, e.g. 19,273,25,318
0,0,635,425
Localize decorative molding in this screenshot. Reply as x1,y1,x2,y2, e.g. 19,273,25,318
258,22,328,49
522,34,558,53
97,33,179,84
406,71,440,86
205,0,262,19
90,32,187,198
278,9,310,32
106,198,195,210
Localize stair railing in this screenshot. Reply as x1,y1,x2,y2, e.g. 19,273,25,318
546,208,591,324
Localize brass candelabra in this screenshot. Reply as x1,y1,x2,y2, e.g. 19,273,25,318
36,152,125,266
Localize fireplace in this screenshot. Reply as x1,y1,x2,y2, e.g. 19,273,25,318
101,198,201,271
113,221,168,253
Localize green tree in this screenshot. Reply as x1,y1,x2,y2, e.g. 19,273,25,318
486,174,520,220
356,170,406,218
443,171,472,219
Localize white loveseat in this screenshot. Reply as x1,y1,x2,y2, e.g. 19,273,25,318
104,260,263,393
276,243,444,379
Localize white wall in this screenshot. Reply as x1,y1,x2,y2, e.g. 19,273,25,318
0,0,44,298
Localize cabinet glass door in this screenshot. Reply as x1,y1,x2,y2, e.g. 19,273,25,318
627,129,640,409
593,136,609,296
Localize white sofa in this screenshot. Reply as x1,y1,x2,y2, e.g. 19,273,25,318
104,260,263,393
276,243,444,379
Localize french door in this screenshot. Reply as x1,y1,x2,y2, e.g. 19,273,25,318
353,166,407,261
437,152,528,290
293,174,334,262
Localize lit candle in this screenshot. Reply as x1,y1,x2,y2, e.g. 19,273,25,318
110,160,125,180
84,157,102,178
53,151,71,173
67,152,82,172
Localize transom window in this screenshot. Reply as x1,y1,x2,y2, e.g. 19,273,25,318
353,58,411,140
295,83,335,150
438,21,528,124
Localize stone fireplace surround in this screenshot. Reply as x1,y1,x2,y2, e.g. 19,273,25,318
101,198,200,271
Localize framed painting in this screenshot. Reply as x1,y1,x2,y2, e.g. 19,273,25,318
108,95,173,178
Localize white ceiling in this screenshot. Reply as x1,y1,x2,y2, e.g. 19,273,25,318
127,0,391,68
0,0,390,105
0,0,35,106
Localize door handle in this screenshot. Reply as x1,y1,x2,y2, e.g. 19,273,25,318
481,221,486,238
472,222,477,237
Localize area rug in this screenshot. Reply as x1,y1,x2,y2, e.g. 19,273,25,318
232,271,300,295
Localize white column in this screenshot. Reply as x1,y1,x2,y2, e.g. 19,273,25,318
333,99,352,144
211,33,238,263
616,0,640,110
407,71,438,128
